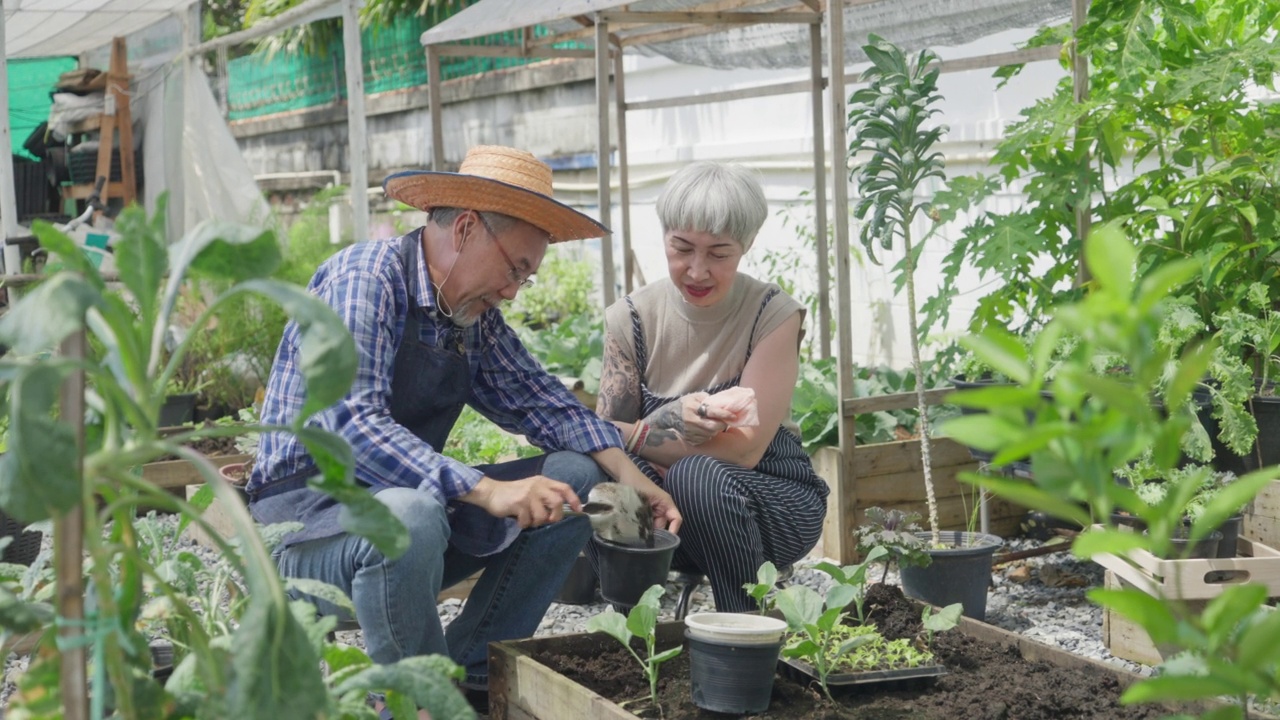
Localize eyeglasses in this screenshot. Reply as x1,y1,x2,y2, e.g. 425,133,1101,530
474,213,535,290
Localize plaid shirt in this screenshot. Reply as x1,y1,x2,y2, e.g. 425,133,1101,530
249,233,623,506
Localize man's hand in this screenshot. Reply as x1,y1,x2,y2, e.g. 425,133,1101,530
459,475,583,528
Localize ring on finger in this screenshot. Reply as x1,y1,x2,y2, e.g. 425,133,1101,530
697,402,708,418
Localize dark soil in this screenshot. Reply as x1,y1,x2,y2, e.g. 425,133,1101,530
153,422,242,461
531,584,1177,720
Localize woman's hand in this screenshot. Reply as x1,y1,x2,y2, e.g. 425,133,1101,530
646,392,734,446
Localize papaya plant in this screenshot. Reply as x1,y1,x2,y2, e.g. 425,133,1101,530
0,199,472,719
847,34,948,544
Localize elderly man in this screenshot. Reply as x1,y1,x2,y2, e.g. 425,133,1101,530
247,145,681,713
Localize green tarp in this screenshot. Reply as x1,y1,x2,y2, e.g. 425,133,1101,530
9,57,76,158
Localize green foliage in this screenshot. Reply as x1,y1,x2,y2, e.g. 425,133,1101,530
442,406,540,466
787,623,935,673
506,251,596,329
0,200,469,718
791,357,960,450
515,313,604,394
585,585,680,709
813,546,888,624
949,224,1280,715
847,34,950,541
744,561,780,615
854,507,930,580
243,0,457,57
920,603,963,647
921,0,1280,354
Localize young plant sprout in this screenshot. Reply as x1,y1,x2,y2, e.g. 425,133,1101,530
744,560,780,615
813,546,889,624
855,507,930,582
585,584,680,709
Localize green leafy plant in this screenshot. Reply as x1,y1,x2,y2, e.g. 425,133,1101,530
0,200,470,719
506,251,596,330
442,406,540,466
515,312,604,395
743,560,781,615
813,546,888,624
854,507,931,582
847,35,948,545
789,623,935,674
585,584,681,709
920,603,963,647
775,583,865,703
947,223,1280,716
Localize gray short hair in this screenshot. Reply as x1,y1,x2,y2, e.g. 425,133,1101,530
655,161,767,251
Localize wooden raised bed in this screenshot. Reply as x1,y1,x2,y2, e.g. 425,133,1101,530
142,454,251,490
813,438,1024,563
488,615,1194,720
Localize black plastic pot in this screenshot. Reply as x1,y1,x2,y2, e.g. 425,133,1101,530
1213,514,1242,559
1202,382,1280,474
686,630,781,714
593,528,679,610
900,531,1002,621
159,393,198,427
1146,528,1222,559
554,552,597,605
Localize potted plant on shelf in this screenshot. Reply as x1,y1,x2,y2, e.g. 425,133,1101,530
0,200,474,719
847,35,1002,618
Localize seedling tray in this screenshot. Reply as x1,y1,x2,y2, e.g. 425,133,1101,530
1089,524,1280,599
778,656,947,689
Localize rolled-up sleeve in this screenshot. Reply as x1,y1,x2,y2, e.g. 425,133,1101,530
469,315,624,454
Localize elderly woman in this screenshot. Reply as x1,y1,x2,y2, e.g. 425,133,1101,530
595,161,829,611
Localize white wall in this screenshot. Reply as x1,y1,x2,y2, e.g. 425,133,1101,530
566,28,1067,368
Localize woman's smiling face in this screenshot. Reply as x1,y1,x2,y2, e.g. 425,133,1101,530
664,229,744,307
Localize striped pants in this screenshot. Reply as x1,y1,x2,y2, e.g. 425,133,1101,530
626,454,826,612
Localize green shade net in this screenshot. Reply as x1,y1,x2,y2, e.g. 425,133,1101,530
9,57,77,158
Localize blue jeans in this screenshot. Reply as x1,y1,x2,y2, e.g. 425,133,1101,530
274,451,603,687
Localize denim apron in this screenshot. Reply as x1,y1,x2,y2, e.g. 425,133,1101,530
250,231,523,555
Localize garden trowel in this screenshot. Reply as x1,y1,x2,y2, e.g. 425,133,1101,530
563,483,655,547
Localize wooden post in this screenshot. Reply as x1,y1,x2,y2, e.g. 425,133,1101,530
341,0,369,243
97,37,136,206
56,330,88,720
613,47,634,294
427,45,445,171
829,0,859,546
1072,0,1091,285
595,16,616,306
809,21,830,359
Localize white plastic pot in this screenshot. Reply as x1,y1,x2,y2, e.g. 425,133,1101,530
684,612,787,645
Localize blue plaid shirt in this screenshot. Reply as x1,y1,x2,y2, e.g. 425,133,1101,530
249,233,623,506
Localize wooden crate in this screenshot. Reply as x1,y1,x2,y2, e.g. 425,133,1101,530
813,439,1025,563
1245,479,1280,549
1091,528,1280,600
1101,570,1210,666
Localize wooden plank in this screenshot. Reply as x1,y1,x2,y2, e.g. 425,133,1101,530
853,437,976,477
141,454,250,489
813,446,856,564
595,18,615,308
852,495,1024,533
854,464,978,504
430,43,596,59
843,387,952,416
1101,570,1211,666
598,10,819,24
110,37,137,205
60,181,130,201
625,78,816,112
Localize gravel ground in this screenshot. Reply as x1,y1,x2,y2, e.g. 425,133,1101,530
2,521,1149,714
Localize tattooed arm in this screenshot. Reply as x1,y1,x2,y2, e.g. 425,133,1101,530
596,331,643,423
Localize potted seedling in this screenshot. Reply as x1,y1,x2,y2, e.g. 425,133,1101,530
848,35,1002,619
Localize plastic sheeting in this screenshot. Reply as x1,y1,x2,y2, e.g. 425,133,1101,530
4,0,198,59
421,0,1071,68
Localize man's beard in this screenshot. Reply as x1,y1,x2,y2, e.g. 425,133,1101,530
450,298,490,327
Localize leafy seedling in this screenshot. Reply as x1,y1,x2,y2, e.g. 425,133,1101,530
814,545,889,624
744,560,780,615
920,603,963,647
586,585,680,709
776,584,872,703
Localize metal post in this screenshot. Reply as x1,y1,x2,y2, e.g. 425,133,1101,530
427,45,445,171
1072,0,1091,285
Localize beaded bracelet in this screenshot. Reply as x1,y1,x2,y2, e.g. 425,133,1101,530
629,422,651,452
624,422,643,452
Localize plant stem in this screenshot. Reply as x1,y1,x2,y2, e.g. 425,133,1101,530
903,224,940,544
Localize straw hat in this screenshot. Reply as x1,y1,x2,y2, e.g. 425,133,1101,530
383,146,609,242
